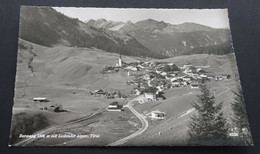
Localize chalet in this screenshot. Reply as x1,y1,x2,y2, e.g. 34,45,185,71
184,68,192,73
137,64,144,69
156,86,164,92
133,89,141,95
221,74,231,80
106,66,115,72
215,76,224,80
143,74,150,80
124,66,131,70
182,76,191,81
126,81,135,86
190,83,199,89
200,74,208,78
169,73,177,76
207,74,215,79
197,68,206,73
94,89,105,95
107,102,123,111
172,81,180,87
156,92,166,100
143,87,157,101
114,67,119,72
151,111,165,119
131,67,138,71
170,77,178,82
48,104,63,112
160,72,167,76
33,97,48,102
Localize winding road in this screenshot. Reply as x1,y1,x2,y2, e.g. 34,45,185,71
14,96,149,146
107,96,149,146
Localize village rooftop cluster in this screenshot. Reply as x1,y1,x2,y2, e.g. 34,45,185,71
102,55,231,99
33,55,230,118
95,55,231,116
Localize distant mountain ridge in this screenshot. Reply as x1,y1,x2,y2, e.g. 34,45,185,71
19,6,233,59
86,18,232,56
19,6,165,58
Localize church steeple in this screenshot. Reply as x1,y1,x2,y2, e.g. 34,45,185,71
118,53,122,67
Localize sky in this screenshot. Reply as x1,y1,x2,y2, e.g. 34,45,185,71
53,7,230,28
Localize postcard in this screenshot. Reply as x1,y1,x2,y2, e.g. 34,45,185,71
9,6,253,146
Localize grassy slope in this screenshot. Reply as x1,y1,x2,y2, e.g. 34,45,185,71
12,40,141,145
12,39,242,146
126,53,241,146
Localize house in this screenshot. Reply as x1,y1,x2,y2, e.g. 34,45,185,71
170,77,178,82
33,97,48,102
144,92,156,101
151,111,165,119
131,67,138,71
133,89,141,95
143,74,150,80
215,76,224,80
184,68,192,73
124,66,133,70
207,74,215,79
107,102,123,111
156,91,166,100
221,74,231,80
200,74,207,78
114,67,119,72
48,104,63,112
94,89,105,95
160,72,167,76
126,81,135,86
182,76,191,81
190,83,199,89
106,66,115,72
156,86,164,92
172,81,180,87
143,87,157,101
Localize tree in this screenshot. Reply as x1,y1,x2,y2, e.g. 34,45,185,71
188,83,228,145
231,87,253,145
118,90,122,98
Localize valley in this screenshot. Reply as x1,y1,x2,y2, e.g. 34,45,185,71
9,6,248,146
11,38,241,146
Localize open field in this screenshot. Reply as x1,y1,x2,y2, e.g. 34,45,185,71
25,108,141,146
11,40,140,145
11,39,242,146
119,53,241,146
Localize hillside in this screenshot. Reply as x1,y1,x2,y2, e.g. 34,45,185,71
12,39,143,144
19,6,164,58
13,39,243,146
87,18,232,57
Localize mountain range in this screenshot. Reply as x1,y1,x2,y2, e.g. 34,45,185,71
86,18,233,56
19,6,164,58
19,6,233,59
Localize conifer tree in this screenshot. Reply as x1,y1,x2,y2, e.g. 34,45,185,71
188,83,228,145
231,87,253,145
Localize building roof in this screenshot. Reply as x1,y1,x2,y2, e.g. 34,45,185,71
143,87,157,93
151,110,165,115
109,101,119,105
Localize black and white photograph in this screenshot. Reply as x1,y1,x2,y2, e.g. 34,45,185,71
9,6,253,146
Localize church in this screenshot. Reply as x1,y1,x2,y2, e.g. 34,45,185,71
116,54,122,67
